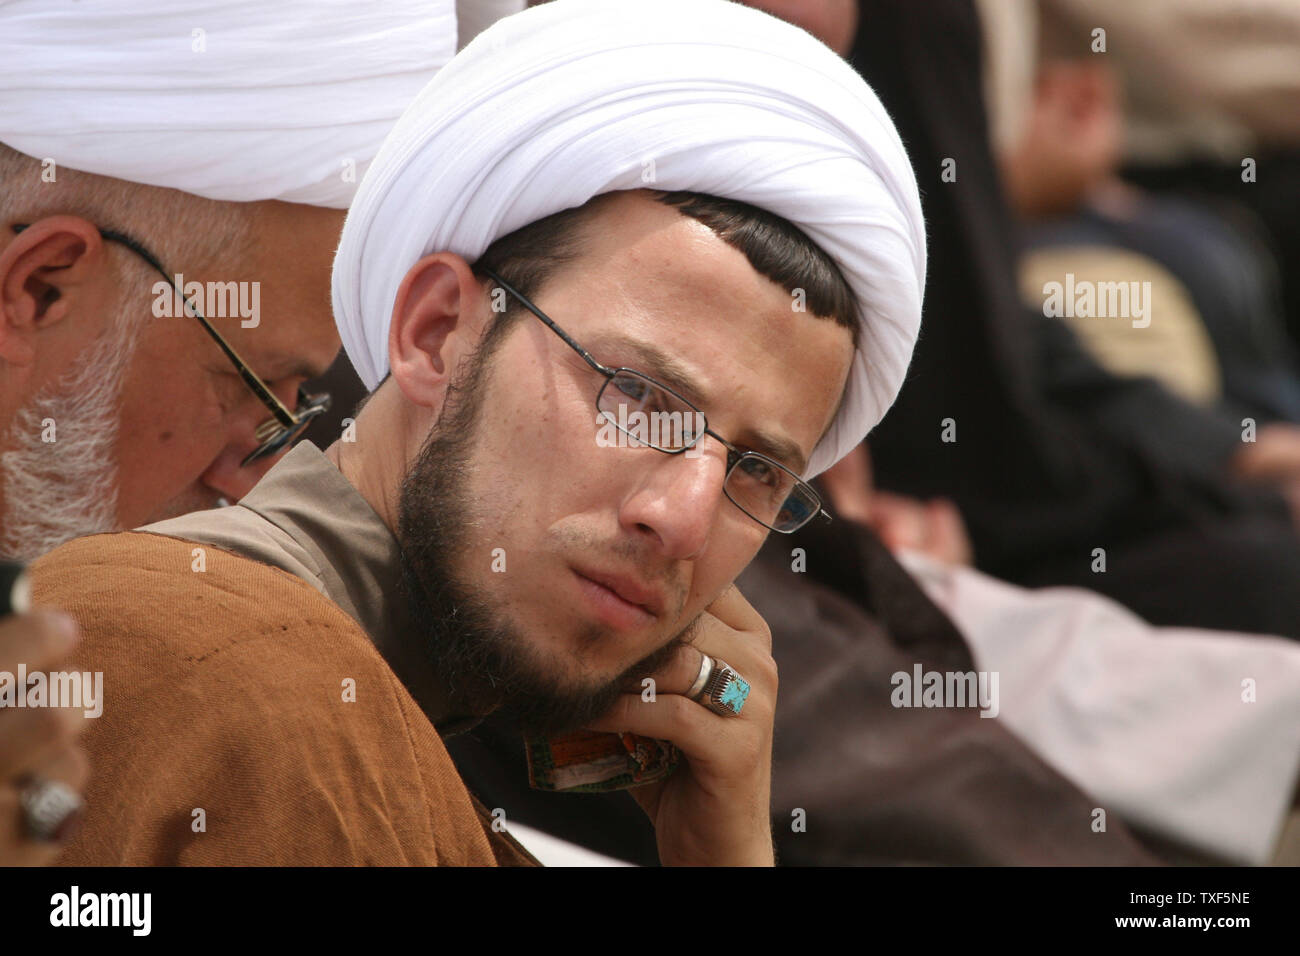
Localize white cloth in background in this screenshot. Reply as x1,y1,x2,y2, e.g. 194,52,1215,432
899,550,1300,864
505,823,636,867
0,0,458,207
332,0,926,479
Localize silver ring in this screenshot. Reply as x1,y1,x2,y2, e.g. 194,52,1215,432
19,776,84,843
685,653,713,701
693,658,751,718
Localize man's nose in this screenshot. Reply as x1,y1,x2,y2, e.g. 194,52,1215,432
198,440,280,503
617,442,730,561
199,382,300,502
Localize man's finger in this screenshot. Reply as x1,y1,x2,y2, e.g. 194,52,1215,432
28,742,91,795
0,744,88,866
622,643,709,698
701,585,769,650
0,611,79,675
585,692,720,751
0,706,85,779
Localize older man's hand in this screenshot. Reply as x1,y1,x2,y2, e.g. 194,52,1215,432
583,585,777,866
0,611,89,866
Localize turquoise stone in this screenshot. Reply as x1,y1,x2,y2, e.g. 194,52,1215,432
719,675,751,714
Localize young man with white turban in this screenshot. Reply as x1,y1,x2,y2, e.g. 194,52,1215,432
28,0,927,865
0,0,464,561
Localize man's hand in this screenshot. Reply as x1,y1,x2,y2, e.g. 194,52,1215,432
583,586,776,866
869,491,974,566
0,611,88,866
1233,423,1300,483
1232,423,1300,528
819,443,974,565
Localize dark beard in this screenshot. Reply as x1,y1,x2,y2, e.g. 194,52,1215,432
395,325,691,738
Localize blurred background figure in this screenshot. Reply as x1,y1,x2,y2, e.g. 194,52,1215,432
817,444,1300,866
986,0,1300,428
1022,0,1300,357
846,0,1300,637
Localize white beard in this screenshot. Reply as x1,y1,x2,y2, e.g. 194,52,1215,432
1,315,142,562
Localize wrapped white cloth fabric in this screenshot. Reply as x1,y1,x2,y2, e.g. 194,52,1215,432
899,549,1300,864
0,0,458,207
333,0,926,478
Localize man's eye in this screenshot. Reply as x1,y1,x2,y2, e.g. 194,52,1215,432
615,377,649,402
613,376,674,414
736,456,778,488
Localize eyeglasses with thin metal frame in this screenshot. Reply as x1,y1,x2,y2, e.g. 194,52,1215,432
478,266,831,534
10,223,330,467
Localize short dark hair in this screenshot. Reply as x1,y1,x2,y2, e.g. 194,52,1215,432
470,189,859,347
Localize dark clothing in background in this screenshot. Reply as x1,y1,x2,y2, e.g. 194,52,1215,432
446,520,1162,866
850,0,1300,637
1024,194,1300,424
1124,153,1300,355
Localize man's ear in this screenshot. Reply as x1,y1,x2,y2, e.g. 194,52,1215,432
0,216,107,366
387,252,486,408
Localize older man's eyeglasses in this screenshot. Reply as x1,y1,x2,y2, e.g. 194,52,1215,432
11,223,330,467
478,267,830,534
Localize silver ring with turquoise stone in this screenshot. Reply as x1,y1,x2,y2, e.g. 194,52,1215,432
693,658,751,718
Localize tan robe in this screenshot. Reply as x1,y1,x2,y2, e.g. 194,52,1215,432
31,529,537,865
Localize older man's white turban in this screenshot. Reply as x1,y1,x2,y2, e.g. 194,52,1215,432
334,0,926,477
0,0,458,207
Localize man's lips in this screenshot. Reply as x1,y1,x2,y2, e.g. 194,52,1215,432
571,565,664,621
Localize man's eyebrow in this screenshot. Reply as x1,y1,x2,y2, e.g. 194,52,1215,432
741,423,808,478
588,334,708,406
220,358,321,386
264,358,326,382
587,333,809,475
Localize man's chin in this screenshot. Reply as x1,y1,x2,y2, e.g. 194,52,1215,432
490,679,627,739
441,641,627,739
482,631,688,739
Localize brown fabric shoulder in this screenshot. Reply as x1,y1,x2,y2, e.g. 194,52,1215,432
29,530,538,866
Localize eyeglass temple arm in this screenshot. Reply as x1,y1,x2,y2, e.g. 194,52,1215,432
102,228,300,428
479,266,613,379
11,223,298,428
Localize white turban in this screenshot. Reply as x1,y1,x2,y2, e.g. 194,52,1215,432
334,0,926,477
0,0,458,207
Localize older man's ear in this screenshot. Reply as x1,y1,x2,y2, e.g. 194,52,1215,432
0,216,110,367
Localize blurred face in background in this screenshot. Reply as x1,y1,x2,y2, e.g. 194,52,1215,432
998,59,1124,218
